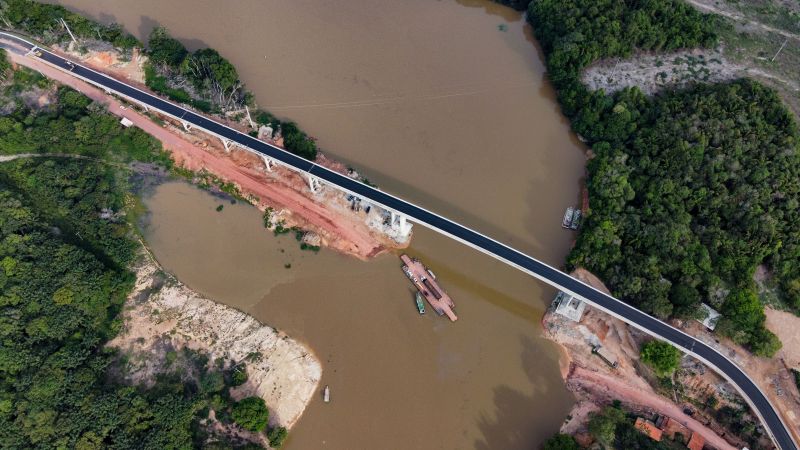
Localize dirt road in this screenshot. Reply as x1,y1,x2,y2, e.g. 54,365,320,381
571,366,737,450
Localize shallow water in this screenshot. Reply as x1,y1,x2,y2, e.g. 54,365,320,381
53,0,589,447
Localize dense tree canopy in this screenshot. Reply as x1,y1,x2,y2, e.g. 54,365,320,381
542,433,579,450
0,0,140,49
527,0,795,356
147,26,188,68
0,65,279,447
231,397,269,432
640,340,681,377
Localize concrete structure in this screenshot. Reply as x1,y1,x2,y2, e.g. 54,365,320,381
7,33,794,449
553,291,586,322
119,117,133,127
592,345,618,368
698,303,722,331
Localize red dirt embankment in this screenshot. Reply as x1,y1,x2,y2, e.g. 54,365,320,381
544,268,737,450
3,42,406,259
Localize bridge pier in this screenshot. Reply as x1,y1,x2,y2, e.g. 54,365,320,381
398,215,412,236
389,211,412,237
140,103,149,113
220,137,232,152
306,174,321,193
182,121,192,132
261,155,275,172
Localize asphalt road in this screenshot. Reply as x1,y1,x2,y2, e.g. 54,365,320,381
5,32,796,449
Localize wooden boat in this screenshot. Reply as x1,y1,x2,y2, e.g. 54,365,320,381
323,385,330,403
415,292,426,315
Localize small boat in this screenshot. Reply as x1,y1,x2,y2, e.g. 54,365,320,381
415,292,426,315
562,207,575,228
569,209,582,230
323,385,330,403
426,269,437,280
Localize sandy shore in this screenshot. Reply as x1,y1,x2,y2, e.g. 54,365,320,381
1,37,408,260
108,252,322,430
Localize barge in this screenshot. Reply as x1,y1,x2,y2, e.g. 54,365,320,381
401,254,457,321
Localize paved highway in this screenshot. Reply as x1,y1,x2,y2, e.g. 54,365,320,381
3,31,796,449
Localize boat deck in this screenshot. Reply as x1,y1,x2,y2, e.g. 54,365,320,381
401,254,457,321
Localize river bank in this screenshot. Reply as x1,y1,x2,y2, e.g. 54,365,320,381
0,35,408,260
107,248,321,445
544,268,798,449
542,270,737,449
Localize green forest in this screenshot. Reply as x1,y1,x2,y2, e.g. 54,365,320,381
0,58,283,448
528,0,800,356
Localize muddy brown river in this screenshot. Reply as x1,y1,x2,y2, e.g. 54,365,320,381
52,0,587,448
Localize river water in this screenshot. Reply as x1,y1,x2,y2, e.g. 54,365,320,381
53,0,587,448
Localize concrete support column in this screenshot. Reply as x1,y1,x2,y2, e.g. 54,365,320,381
306,174,321,193
182,121,192,132
220,138,232,152
398,215,412,236
141,103,149,112
261,155,275,172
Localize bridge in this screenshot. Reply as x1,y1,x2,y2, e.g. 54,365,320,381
2,31,796,450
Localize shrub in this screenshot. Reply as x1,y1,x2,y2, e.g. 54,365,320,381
147,27,188,67
543,433,579,450
640,340,681,377
267,426,288,448
231,397,269,432
230,364,248,387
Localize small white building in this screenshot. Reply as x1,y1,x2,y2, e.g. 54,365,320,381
697,303,722,331
119,117,134,128
553,291,586,322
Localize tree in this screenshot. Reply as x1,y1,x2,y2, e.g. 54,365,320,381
640,340,681,377
182,48,243,108
231,397,269,432
267,426,288,448
529,0,793,359
147,27,188,67
588,406,625,447
0,49,10,81
543,433,579,450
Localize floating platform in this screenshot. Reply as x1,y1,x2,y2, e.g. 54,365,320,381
401,254,457,321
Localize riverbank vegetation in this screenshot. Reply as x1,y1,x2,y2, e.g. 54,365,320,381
528,0,800,357
640,340,681,378
0,0,140,53
0,0,318,161
587,405,673,450
0,61,283,448
144,26,318,160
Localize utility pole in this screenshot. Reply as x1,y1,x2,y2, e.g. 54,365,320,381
771,39,788,62
60,18,77,44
